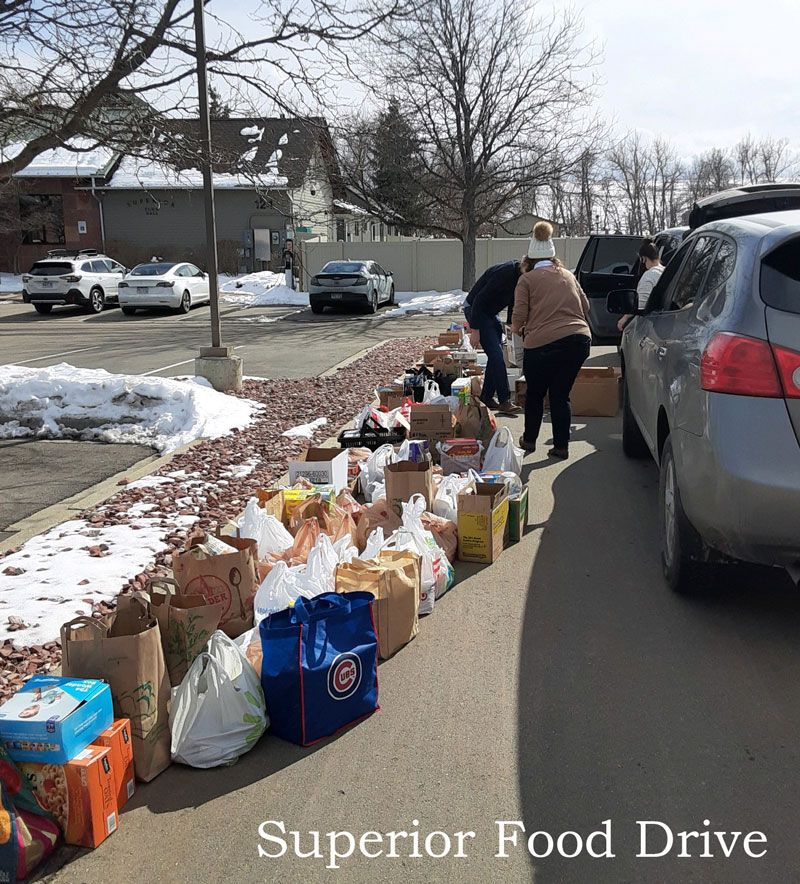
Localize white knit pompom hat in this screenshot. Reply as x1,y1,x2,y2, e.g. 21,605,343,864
527,220,556,259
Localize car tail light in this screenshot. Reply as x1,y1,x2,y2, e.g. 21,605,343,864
701,333,782,397
310,276,320,286
118,281,129,288
156,281,173,288
61,274,81,282
772,344,800,399
351,277,367,286
21,274,31,282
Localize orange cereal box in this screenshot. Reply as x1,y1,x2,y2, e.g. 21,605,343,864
21,745,118,848
92,718,135,810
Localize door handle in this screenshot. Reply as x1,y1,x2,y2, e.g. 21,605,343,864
657,347,667,359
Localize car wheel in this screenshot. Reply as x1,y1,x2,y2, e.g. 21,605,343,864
388,285,395,306
178,290,191,314
33,303,52,315
366,289,378,314
121,307,137,316
87,287,105,314
659,435,707,593
622,376,649,458
310,302,325,315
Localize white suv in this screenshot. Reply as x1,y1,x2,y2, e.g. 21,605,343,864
21,249,127,315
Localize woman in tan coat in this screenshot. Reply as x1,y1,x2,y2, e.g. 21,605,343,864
511,221,592,459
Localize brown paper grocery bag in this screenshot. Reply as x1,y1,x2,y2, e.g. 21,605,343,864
61,596,171,782
172,535,258,639
384,461,434,516
146,578,223,687
335,550,420,659
455,395,496,446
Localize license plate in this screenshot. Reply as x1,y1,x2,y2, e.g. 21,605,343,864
41,281,53,288
331,293,343,300
137,287,148,294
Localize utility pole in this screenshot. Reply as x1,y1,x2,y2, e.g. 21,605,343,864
192,0,242,390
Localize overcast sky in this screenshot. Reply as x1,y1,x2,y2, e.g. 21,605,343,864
575,0,799,156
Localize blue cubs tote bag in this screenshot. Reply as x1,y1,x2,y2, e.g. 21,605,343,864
259,591,379,746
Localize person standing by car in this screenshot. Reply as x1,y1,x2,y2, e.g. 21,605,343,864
511,221,592,459
463,260,523,413
617,239,665,331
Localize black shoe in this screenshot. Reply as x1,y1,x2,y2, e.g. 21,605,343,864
548,447,568,460
481,397,501,409
519,436,537,453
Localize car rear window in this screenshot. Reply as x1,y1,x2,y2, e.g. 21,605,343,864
29,262,73,276
590,238,641,274
761,239,800,315
130,263,175,276
321,262,364,274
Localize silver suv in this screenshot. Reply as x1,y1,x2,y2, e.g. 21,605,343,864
21,249,126,315
608,187,800,592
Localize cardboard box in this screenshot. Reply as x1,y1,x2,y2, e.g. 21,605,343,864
257,487,334,525
410,430,453,464
571,367,622,417
377,385,405,410
463,365,484,377
22,745,117,848
423,347,455,364
410,404,455,434
92,718,135,810
457,483,509,564
288,447,348,492
0,676,113,764
384,461,434,516
438,331,462,347
508,488,529,544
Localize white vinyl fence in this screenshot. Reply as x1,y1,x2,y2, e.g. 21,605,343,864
299,237,589,292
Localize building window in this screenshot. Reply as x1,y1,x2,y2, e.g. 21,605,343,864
19,194,65,244
336,220,346,242
371,223,378,241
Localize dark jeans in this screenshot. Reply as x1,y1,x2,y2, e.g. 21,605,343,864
522,334,591,448
465,306,509,404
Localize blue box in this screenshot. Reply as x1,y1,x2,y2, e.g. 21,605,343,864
0,675,113,763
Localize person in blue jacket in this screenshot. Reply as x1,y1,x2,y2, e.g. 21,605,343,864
464,259,524,413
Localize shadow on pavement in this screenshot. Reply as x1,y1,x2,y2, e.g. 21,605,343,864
516,418,800,883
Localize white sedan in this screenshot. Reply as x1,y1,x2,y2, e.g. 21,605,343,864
118,261,211,315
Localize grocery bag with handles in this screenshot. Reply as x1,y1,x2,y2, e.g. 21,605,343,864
259,591,379,746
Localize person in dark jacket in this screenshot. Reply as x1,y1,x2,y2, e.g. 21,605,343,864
463,259,523,413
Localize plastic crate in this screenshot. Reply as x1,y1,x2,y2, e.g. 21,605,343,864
338,425,407,450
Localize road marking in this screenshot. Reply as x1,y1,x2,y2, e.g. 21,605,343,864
141,345,242,376
3,345,100,366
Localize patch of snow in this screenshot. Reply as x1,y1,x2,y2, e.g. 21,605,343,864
282,417,327,439
3,138,118,178
240,147,258,163
240,126,263,140
220,272,308,307
0,363,262,453
105,155,288,189
384,290,467,317
125,475,177,490
333,199,369,216
0,274,22,294
266,149,282,170
0,515,196,646
278,133,288,145
221,457,259,479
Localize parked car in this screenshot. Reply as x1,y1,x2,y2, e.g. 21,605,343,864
21,249,126,314
572,234,644,340
309,260,395,314
607,186,800,592
118,261,210,315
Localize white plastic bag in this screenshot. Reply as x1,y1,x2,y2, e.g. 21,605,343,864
483,427,524,475
359,526,387,561
369,481,386,503
359,443,395,501
170,631,267,768
237,498,293,559
253,561,308,624
433,474,475,521
391,495,455,606
422,379,441,403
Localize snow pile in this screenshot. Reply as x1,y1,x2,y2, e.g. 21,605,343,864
281,417,327,439
0,363,261,453
220,272,309,307
384,290,466,317
105,155,288,189
0,513,196,645
0,275,22,295
3,138,117,177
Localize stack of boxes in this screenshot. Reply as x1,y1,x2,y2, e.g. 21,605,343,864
0,675,134,849
409,404,456,462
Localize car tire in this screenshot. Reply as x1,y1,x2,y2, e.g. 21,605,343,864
121,307,137,316
659,435,707,594
388,285,395,306
310,302,325,315
87,287,105,314
366,289,378,314
177,290,191,314
622,377,649,458
33,303,52,315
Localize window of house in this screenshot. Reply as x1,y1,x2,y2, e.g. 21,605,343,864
371,223,378,242
336,220,346,242
19,194,65,244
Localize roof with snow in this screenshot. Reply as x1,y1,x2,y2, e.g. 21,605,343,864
103,117,336,192
3,138,119,178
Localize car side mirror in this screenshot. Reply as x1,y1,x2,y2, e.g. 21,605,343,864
606,289,637,315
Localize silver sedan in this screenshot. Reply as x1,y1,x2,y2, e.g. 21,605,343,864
309,260,395,315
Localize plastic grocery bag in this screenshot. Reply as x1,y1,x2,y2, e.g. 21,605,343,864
432,474,475,521
170,631,268,768
238,498,293,558
422,379,441,402
359,443,395,499
483,427,524,475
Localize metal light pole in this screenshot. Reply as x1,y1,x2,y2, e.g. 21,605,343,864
192,0,242,389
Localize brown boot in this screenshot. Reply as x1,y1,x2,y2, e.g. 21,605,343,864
496,400,522,414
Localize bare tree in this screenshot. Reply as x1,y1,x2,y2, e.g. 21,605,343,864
687,148,736,201
341,0,600,288
0,0,408,181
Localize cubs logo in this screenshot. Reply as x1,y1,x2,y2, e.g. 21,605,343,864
327,653,362,701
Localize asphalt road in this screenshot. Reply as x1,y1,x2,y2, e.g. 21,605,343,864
0,298,437,379
40,401,798,883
